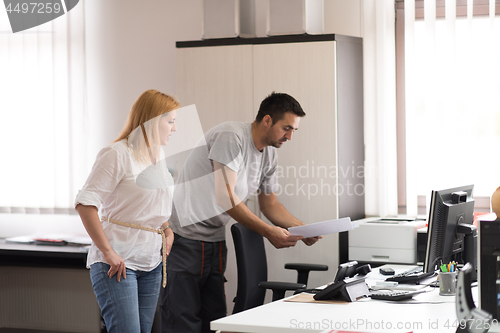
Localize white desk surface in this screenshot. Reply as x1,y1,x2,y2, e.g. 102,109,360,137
0,238,89,253
212,265,500,333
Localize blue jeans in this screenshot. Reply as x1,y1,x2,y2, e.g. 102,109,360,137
90,262,162,333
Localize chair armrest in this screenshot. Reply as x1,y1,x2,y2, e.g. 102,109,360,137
258,281,306,291
258,281,306,301
285,263,329,271
285,263,329,285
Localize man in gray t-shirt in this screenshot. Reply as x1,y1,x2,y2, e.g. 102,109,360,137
169,120,280,241
160,92,321,333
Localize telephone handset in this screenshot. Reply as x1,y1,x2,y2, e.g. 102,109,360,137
314,261,371,302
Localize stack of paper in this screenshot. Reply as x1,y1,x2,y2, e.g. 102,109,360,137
5,234,92,247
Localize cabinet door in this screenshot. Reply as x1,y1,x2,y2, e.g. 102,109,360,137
176,44,262,216
253,41,338,221
176,45,256,315
176,45,254,131
253,41,339,294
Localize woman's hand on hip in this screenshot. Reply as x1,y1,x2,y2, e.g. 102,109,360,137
103,250,126,282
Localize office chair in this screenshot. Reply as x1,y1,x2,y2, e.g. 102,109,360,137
231,223,328,314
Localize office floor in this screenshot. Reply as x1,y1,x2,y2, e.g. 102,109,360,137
0,306,160,333
0,314,159,333
0,330,74,333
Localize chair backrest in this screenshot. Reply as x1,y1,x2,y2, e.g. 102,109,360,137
231,223,268,314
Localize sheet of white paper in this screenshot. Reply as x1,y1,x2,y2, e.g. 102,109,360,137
5,235,36,244
288,217,358,238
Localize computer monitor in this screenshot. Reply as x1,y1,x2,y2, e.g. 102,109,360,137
478,217,500,320
424,185,476,276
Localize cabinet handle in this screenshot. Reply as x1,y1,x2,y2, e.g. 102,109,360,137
371,255,390,261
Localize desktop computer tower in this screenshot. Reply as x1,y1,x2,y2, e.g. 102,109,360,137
478,217,500,320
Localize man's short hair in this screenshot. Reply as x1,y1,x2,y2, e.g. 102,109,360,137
255,92,306,125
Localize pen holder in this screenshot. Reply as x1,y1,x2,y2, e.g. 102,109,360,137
439,271,458,296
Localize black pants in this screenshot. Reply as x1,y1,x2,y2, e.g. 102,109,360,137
160,233,227,333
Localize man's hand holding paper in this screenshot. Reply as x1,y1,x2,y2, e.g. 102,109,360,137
288,217,358,238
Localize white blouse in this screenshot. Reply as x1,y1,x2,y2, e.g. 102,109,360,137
75,140,174,271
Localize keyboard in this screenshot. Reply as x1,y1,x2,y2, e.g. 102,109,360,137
385,267,435,284
370,290,426,301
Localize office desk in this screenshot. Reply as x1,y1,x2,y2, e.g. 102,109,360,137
0,239,101,333
0,238,88,268
211,265,499,333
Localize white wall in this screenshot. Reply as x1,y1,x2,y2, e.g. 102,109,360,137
0,213,86,238
84,0,203,162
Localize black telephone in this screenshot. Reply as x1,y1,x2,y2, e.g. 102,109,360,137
314,261,371,302
313,279,346,300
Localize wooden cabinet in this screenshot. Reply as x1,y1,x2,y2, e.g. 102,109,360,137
176,34,364,310
176,44,254,130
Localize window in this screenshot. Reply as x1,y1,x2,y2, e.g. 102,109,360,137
0,5,87,214
397,0,500,213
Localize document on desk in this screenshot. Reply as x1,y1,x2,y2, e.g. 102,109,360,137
5,235,36,244
5,234,92,246
288,217,358,238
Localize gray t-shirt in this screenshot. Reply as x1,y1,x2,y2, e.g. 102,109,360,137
170,122,278,242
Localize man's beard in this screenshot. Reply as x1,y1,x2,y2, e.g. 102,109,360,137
270,137,287,148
